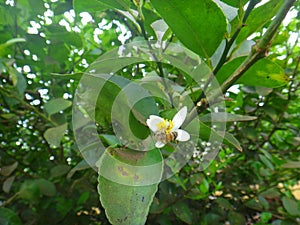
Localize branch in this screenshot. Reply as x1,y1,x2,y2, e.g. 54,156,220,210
220,0,296,93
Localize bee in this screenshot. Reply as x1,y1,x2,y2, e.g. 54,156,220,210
154,130,178,144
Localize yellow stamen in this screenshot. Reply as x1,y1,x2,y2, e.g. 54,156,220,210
156,119,174,133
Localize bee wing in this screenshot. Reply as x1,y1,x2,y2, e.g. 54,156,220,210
176,129,190,142
172,106,187,130
147,115,164,132
155,141,165,148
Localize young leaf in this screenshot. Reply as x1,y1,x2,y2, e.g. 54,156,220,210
150,0,227,57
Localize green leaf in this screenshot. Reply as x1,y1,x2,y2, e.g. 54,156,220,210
19,180,40,203
97,147,163,225
217,57,289,88
220,0,248,8
0,38,26,55
44,123,67,147
73,0,109,13
150,0,227,57
73,0,132,13
172,201,193,224
44,98,72,115
200,112,257,122
260,212,272,223
96,0,132,10
77,191,90,206
228,211,246,225
236,0,284,44
50,165,71,178
8,67,27,96
0,208,23,225
199,120,242,152
35,178,56,197
282,196,300,216
215,197,234,210
67,160,90,178
258,195,270,209
259,154,274,170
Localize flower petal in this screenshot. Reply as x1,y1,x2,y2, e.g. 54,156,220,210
172,106,187,130
146,115,164,132
155,141,165,148
176,129,190,142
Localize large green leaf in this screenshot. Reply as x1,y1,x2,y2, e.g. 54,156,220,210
217,57,289,88
150,0,227,57
97,147,163,225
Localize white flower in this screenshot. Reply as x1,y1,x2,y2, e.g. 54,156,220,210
146,106,190,148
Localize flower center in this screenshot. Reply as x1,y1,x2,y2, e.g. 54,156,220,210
156,119,174,133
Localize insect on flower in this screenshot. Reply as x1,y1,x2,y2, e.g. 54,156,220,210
146,106,190,148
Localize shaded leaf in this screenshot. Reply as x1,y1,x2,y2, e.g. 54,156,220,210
172,201,193,224
67,160,90,179
3,176,15,193
150,0,227,57
19,180,40,203
0,162,18,176
259,154,274,170
35,179,56,197
44,98,72,115
282,196,300,216
50,165,71,178
228,211,246,225
0,208,22,225
215,197,234,210
44,123,67,147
